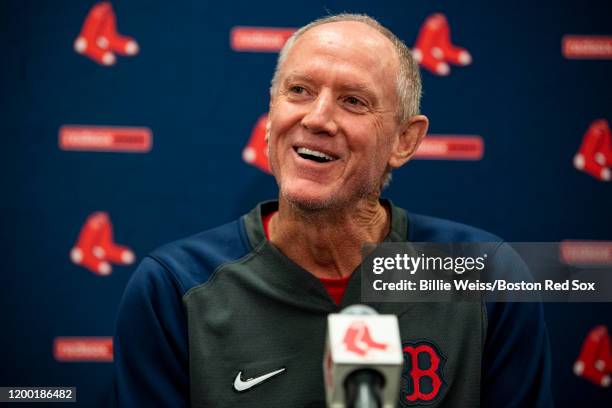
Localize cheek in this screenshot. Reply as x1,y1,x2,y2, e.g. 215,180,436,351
267,107,299,172
270,102,304,133
343,131,388,183
267,130,284,170
365,131,396,179
267,140,286,183
266,113,287,156
375,120,398,159
345,120,393,164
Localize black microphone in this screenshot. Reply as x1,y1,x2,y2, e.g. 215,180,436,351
344,368,385,408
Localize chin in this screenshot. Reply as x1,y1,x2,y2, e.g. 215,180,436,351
277,175,381,212
281,185,339,212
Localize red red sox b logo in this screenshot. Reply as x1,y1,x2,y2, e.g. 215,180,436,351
400,341,447,406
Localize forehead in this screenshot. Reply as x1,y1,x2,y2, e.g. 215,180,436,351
281,21,399,96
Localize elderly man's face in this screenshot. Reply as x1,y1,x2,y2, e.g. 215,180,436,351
268,21,403,210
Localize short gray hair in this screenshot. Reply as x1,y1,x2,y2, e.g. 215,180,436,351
270,13,422,122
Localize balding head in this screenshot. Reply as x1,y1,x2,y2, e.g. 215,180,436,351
270,13,422,122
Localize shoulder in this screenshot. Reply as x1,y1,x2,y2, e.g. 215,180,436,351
145,217,254,296
402,209,552,404
112,219,255,407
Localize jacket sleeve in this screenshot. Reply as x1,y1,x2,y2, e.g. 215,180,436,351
113,256,190,407
482,243,554,407
482,301,553,407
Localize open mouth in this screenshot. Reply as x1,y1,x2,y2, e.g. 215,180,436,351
295,147,338,163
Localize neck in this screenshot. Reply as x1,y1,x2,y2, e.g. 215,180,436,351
269,193,390,279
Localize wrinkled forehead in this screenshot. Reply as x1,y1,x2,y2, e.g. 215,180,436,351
298,21,396,55
281,21,400,88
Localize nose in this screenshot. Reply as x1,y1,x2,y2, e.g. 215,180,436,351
301,90,338,136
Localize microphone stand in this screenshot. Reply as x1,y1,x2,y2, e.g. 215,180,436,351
345,369,384,408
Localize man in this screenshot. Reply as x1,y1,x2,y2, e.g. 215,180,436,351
114,14,553,407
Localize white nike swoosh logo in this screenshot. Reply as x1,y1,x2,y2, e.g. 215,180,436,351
233,367,286,392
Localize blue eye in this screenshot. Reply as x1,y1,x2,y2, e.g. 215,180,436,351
346,96,364,106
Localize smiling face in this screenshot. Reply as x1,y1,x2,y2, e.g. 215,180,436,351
268,21,405,211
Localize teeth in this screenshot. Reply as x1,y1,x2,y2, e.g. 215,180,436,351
297,147,335,161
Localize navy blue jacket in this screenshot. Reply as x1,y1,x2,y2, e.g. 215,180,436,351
113,201,553,407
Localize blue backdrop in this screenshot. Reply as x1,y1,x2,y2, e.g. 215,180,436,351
2,0,611,406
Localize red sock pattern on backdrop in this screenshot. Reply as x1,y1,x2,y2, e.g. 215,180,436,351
574,325,612,387
573,119,612,181
74,2,139,66
242,114,272,173
70,212,135,275
412,13,472,76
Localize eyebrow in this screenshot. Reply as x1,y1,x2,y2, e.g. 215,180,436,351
282,72,315,86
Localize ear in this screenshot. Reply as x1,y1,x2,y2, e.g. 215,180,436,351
266,91,275,144
388,115,429,169
265,115,271,144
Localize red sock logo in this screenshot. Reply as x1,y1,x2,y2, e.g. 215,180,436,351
574,119,612,181
412,13,471,76
574,325,611,388
342,321,388,357
70,212,135,275
74,2,139,66
242,114,271,173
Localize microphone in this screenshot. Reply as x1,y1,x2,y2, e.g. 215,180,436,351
323,305,404,408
